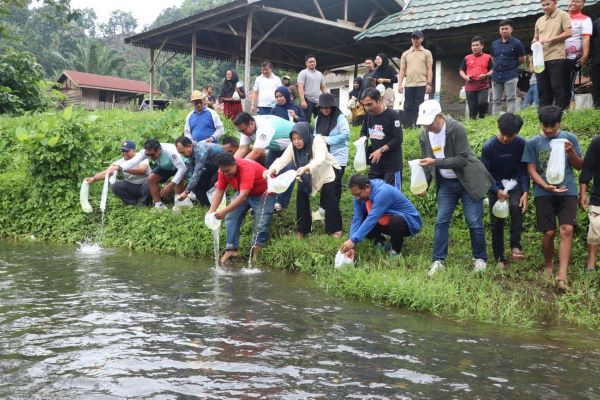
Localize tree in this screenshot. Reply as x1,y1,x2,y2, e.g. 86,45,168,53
0,0,78,38
99,10,137,37
53,40,126,76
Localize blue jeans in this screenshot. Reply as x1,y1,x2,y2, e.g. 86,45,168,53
433,178,487,261
265,149,294,208
258,107,272,115
225,194,275,251
523,84,539,108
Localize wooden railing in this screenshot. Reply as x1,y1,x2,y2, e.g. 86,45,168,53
82,100,138,111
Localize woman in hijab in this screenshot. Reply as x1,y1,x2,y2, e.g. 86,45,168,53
270,85,305,122
314,93,349,207
373,53,398,109
267,121,342,238
348,77,365,126
218,69,246,120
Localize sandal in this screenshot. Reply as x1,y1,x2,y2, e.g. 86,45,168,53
555,277,569,291
511,248,525,261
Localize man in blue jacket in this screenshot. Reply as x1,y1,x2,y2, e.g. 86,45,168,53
340,174,422,258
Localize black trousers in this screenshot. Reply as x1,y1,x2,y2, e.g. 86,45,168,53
111,181,150,205
297,180,342,235
563,58,578,108
466,89,489,119
488,189,523,262
366,214,411,253
302,98,319,124
592,64,600,108
191,164,219,207
537,60,566,109
403,86,426,128
321,166,345,208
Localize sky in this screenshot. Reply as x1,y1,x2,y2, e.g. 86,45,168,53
70,0,184,30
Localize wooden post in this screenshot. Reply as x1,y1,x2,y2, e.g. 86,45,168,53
244,12,253,112
191,32,197,92
344,0,348,20
149,48,154,111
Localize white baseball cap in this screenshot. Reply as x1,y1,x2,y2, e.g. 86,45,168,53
416,99,442,126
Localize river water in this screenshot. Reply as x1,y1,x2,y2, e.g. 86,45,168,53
1,241,600,399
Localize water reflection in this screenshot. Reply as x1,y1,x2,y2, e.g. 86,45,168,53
1,241,599,399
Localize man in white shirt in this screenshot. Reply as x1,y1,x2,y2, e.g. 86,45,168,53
84,140,151,205
251,61,282,115
564,0,592,107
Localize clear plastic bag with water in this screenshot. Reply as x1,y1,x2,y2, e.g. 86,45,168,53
547,139,566,185
173,197,193,214
353,136,368,172
99,172,115,213
408,159,428,195
80,180,93,213
531,42,545,74
492,179,518,218
334,250,354,269
267,169,297,194
204,212,221,230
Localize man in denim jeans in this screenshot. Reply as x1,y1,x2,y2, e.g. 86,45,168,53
207,152,275,264
416,100,494,276
490,19,526,115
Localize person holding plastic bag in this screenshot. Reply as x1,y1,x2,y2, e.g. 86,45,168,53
359,88,403,190
267,122,343,238
417,100,494,276
340,174,422,259
522,106,583,289
579,134,600,274
481,113,530,268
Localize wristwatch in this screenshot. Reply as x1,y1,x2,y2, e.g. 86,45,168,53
380,147,387,153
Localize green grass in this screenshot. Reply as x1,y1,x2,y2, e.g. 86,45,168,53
1,106,600,328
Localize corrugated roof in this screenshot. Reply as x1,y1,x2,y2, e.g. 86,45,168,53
355,0,600,40
59,70,160,95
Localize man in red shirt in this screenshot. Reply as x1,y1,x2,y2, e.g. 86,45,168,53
207,152,275,264
460,36,494,119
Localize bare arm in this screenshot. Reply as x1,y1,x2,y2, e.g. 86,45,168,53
426,63,433,94
397,67,405,93
245,147,266,161
581,35,591,65
234,145,250,159
127,164,149,176
298,83,306,107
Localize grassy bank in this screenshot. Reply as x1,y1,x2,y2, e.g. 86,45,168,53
1,106,599,328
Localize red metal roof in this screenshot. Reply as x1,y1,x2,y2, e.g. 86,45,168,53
59,70,160,95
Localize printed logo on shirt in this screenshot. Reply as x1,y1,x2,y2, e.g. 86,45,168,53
394,120,401,128
368,124,385,140
259,133,267,141
432,145,443,154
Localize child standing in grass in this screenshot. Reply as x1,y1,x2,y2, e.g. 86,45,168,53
481,113,529,269
579,135,600,274
522,106,583,289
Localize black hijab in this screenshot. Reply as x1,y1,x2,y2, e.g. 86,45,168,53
315,106,343,137
219,69,239,99
349,77,362,99
290,121,313,195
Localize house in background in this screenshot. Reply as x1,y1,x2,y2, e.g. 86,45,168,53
57,70,160,110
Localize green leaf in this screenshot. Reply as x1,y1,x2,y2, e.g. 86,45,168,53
63,106,73,121
86,115,98,123
15,127,28,142
48,135,60,147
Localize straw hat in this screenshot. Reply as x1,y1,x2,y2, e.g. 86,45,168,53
190,90,206,102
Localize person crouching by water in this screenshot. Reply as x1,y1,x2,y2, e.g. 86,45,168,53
84,140,151,206
340,174,422,258
266,122,343,238
175,136,223,207
207,152,275,264
109,139,189,210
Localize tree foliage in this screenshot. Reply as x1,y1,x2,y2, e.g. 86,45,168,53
52,40,126,76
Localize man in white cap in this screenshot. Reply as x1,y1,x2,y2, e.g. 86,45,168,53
416,99,494,276
282,74,298,102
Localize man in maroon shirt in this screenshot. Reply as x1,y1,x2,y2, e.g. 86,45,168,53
207,152,276,263
460,36,494,119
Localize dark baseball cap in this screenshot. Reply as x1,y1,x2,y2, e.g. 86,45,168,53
120,140,136,152
411,30,424,39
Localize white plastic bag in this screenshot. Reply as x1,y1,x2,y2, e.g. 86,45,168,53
408,159,428,195
204,212,221,230
531,42,545,73
267,169,297,194
173,197,193,214
99,172,115,213
376,84,386,95
353,136,368,172
80,180,93,213
232,91,240,101
334,250,354,269
492,179,518,218
547,139,566,185
348,97,357,109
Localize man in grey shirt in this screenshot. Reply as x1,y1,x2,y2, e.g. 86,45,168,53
297,54,328,124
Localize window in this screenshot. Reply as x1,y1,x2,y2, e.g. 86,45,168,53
99,91,107,102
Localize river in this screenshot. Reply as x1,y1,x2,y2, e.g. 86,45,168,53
1,241,599,399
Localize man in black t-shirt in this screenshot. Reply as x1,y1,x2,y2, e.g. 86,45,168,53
360,87,404,190
579,135,600,273
591,17,600,108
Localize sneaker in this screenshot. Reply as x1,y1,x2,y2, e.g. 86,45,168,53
274,202,283,212
473,258,487,273
312,210,324,221
187,192,197,201
428,260,444,277
389,250,401,258
318,207,326,217
154,203,167,210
